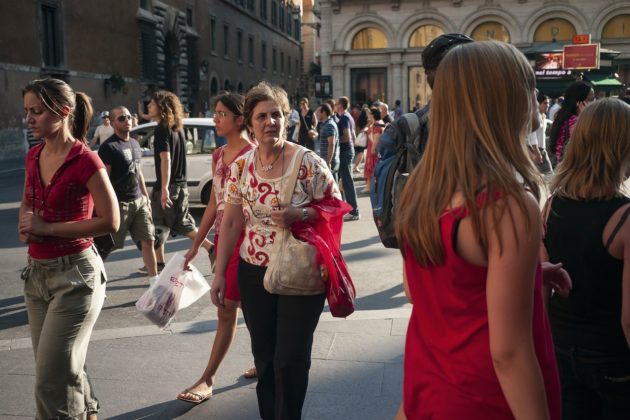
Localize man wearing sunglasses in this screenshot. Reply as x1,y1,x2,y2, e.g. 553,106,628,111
97,106,159,280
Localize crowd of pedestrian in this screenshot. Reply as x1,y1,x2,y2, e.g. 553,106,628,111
17,31,630,420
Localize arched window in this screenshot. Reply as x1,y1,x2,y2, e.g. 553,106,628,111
351,28,388,49
238,82,244,93
408,25,444,48
533,18,576,42
602,14,630,39
210,78,218,96
471,22,510,42
224,79,231,91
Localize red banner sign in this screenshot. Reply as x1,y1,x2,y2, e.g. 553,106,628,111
572,34,591,44
563,43,599,70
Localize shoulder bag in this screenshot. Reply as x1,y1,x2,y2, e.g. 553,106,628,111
263,148,326,295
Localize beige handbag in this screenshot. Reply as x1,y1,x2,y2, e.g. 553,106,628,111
263,148,326,295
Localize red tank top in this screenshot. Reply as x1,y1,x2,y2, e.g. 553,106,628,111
403,207,561,419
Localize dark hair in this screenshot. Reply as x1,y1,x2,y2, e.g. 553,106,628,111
421,33,474,70
338,96,349,110
537,93,550,104
151,90,184,130
23,78,93,144
214,92,246,129
356,109,369,131
243,81,290,129
370,107,382,121
318,103,332,117
549,81,592,144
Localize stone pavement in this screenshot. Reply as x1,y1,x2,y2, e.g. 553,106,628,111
0,309,410,419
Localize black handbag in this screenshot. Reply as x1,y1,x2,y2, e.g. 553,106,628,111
93,233,115,260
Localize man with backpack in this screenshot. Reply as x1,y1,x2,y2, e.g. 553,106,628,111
370,33,474,248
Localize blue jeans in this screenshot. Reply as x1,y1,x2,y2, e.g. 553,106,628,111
555,345,630,419
339,146,358,214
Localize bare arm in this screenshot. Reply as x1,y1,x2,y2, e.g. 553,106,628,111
159,151,171,209
137,169,149,198
137,101,151,121
341,127,352,143
19,168,119,238
18,172,43,243
486,195,550,419
326,135,335,166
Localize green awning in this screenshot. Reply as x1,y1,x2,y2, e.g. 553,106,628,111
585,74,622,86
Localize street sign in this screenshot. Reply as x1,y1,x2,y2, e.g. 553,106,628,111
572,34,591,44
563,43,600,70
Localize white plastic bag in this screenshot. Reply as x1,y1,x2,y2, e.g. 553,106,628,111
135,252,210,328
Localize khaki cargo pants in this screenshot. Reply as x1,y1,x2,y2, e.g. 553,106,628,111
22,245,106,420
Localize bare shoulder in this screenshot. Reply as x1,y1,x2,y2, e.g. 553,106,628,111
604,202,630,259
486,192,542,252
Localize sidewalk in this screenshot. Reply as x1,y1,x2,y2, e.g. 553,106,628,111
1,310,409,419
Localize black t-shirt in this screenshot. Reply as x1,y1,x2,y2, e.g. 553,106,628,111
153,124,187,189
98,134,142,202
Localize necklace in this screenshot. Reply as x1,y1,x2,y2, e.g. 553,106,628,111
258,144,284,172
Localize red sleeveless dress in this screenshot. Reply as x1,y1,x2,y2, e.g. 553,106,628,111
402,207,561,419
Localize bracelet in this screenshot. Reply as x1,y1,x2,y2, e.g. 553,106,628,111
301,207,309,222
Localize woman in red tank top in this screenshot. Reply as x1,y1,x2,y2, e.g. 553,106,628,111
394,42,561,419
177,93,257,404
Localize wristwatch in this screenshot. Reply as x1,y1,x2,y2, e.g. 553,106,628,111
301,208,309,222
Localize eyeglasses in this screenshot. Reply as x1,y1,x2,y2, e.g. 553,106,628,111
116,114,133,122
214,111,235,118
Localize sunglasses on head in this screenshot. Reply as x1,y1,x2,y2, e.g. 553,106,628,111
116,114,133,122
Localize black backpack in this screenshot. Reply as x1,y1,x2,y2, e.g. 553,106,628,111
370,107,429,248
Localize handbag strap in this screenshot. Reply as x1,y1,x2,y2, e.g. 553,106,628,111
281,147,308,206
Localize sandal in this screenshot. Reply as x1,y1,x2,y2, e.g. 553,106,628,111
177,388,213,404
243,367,257,379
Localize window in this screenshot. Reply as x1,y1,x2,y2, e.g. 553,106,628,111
295,58,299,75
271,0,277,26
273,47,277,72
210,17,216,52
140,0,150,9
471,22,510,42
286,10,292,35
260,0,267,20
139,22,157,80
280,51,284,73
262,41,267,69
247,0,254,12
602,14,630,39
288,54,291,75
533,18,576,42
237,30,243,62
223,24,229,58
408,25,444,48
41,4,63,67
248,35,254,65
294,19,301,41
279,3,285,31
187,36,199,91
186,6,193,26
352,28,388,49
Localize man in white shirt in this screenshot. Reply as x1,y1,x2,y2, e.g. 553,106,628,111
548,96,563,121
91,111,114,149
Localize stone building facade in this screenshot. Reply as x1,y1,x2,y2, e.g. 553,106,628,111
0,0,303,161
319,0,630,110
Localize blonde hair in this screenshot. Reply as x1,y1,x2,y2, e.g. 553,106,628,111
551,98,630,200
151,90,184,130
396,41,541,266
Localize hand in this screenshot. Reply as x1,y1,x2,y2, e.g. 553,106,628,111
19,211,50,237
210,273,226,308
161,188,172,209
541,261,572,298
183,246,199,271
577,100,588,115
19,231,44,244
270,206,299,228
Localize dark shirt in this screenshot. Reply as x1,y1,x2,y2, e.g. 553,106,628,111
544,196,630,355
98,134,142,201
337,111,356,151
153,124,187,189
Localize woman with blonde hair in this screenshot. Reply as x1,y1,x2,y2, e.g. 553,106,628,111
177,92,257,404
396,41,560,418
542,98,630,418
213,82,345,419
20,78,119,419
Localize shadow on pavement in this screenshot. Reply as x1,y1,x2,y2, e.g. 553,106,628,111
0,295,28,330
0,207,23,249
340,235,382,251
353,284,406,311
